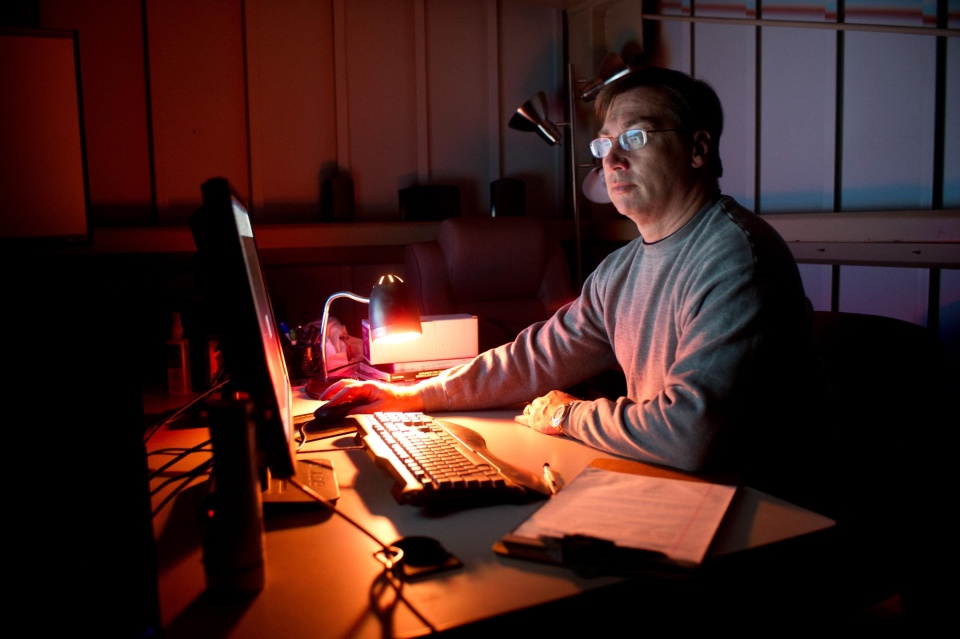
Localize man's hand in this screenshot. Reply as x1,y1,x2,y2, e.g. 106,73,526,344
515,389,578,435
315,379,424,418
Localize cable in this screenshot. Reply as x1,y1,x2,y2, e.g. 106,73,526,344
151,457,214,519
150,456,212,497
143,377,228,444
148,438,214,520
148,439,213,481
296,444,364,454
286,476,438,635
327,360,360,375
147,446,214,458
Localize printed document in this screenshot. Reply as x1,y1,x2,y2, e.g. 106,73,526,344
511,465,737,566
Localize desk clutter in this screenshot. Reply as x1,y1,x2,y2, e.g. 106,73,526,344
284,313,479,385
147,404,849,637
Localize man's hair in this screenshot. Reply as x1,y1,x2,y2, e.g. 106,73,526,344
594,67,724,178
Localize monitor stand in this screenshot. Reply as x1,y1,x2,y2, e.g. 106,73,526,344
262,458,341,505
206,398,340,512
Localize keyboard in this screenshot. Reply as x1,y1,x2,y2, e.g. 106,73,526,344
349,412,550,508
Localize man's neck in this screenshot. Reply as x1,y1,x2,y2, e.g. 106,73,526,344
630,182,719,243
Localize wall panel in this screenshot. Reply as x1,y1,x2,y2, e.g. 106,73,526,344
759,26,836,213
839,265,930,325
41,0,153,224
343,0,418,219
425,0,493,216
499,0,565,220
798,263,833,311
695,22,757,210
146,0,248,223
245,0,336,222
841,31,936,211
944,37,960,208
941,268,960,365
0,30,87,241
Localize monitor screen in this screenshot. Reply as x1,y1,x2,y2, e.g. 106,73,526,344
189,177,295,480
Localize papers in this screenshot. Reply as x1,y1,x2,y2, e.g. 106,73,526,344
500,463,737,570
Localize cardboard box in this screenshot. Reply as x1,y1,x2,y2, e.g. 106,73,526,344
362,313,478,365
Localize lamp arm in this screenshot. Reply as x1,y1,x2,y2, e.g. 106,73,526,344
320,291,369,383
566,62,582,288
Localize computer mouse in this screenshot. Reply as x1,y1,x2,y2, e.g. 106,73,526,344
313,400,356,424
293,401,359,445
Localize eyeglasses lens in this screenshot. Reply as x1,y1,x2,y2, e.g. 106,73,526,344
589,129,650,158
621,130,647,151
589,138,611,159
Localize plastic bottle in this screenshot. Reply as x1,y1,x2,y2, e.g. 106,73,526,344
166,312,192,395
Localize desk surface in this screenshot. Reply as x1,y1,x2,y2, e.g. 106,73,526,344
148,391,835,638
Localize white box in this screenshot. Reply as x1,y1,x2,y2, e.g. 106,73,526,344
362,313,478,365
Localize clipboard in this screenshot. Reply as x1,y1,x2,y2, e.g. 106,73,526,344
493,458,740,576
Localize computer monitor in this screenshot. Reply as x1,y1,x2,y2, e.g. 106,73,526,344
189,177,296,481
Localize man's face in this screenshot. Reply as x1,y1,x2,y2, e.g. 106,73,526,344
597,87,695,219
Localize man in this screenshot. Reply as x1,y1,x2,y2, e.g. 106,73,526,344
318,67,818,492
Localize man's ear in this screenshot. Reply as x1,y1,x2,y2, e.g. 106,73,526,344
690,129,712,169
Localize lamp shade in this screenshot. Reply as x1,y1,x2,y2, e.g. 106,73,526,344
582,167,611,204
508,91,560,146
368,274,422,344
577,54,631,101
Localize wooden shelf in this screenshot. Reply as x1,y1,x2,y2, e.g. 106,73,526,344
54,218,575,257
42,212,959,269
592,210,960,269
75,221,443,254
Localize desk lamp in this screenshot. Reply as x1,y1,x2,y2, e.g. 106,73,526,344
317,274,422,390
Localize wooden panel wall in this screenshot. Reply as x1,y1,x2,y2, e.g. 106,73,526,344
36,0,566,226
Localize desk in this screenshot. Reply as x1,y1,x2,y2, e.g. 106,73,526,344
148,393,836,638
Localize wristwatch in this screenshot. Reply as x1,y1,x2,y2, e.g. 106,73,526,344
550,402,575,435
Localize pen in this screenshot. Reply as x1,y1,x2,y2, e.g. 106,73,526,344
542,463,559,496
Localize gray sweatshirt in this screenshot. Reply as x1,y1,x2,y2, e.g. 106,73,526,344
417,195,817,483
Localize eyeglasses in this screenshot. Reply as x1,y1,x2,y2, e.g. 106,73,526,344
588,128,678,159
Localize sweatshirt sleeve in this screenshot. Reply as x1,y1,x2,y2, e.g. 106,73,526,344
416,271,619,413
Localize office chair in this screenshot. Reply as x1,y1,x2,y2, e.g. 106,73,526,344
399,184,461,221
802,310,953,627
402,216,576,352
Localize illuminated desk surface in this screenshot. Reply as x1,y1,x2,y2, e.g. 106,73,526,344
148,390,836,638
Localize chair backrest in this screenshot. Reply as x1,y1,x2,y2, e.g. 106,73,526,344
403,216,576,352
805,310,953,617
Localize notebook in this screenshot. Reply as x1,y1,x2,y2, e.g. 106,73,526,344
494,458,738,574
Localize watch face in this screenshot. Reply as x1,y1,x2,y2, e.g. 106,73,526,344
551,404,565,427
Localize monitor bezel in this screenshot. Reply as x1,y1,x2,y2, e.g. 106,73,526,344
189,177,296,480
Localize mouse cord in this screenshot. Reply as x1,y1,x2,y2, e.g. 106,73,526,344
286,476,439,634
296,438,364,453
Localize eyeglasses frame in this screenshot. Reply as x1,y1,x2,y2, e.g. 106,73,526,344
588,128,678,159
